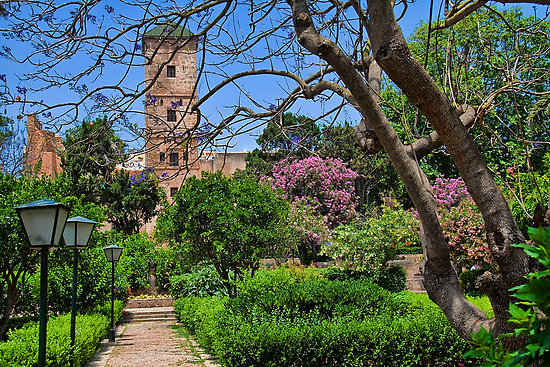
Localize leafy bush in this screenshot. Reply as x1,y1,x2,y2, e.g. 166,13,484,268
0,300,123,367
170,266,227,298
154,246,184,291
321,204,420,273
459,268,490,297
230,275,403,323
466,226,550,366
100,231,155,292
175,268,474,366
376,265,407,293
321,265,406,293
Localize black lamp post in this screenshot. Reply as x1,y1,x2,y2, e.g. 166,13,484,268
63,216,97,367
14,199,71,367
103,244,123,342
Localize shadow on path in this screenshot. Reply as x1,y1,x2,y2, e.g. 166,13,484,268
85,315,219,366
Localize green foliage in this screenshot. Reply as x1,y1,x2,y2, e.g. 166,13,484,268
0,114,24,176
322,266,407,293
466,226,550,365
459,268,490,297
401,8,550,179
257,112,320,155
286,201,330,265
154,246,184,291
321,204,419,272
0,115,11,148
91,299,125,322
170,266,227,298
375,265,407,294
501,154,550,232
175,268,474,366
0,300,123,367
229,267,402,321
20,229,151,320
156,172,289,298
102,168,165,235
109,232,156,292
61,116,126,203
0,173,81,337
242,113,321,180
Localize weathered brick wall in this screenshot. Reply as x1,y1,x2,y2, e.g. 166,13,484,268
25,115,63,177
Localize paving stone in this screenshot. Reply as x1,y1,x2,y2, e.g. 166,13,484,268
85,308,220,367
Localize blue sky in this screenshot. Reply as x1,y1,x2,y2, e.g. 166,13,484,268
0,1,543,153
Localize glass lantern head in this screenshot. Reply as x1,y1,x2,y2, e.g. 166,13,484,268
14,199,71,249
63,216,97,249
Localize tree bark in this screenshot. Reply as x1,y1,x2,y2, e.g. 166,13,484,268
287,0,492,340
364,0,530,338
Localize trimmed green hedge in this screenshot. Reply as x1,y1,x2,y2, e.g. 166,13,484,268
175,268,485,366
0,300,123,367
322,265,407,293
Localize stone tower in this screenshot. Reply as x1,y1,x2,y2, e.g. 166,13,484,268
142,23,199,197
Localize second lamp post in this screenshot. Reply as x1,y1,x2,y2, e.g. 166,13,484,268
63,216,97,367
103,244,123,342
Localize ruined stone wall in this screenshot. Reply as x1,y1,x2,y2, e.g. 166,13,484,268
25,115,63,177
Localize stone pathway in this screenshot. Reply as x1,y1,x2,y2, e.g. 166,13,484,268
85,310,219,367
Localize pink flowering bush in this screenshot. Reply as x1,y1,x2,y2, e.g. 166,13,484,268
265,157,359,228
429,177,491,269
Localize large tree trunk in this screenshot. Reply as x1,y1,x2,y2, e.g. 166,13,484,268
287,0,530,341
365,0,530,339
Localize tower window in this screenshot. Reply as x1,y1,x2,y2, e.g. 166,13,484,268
167,65,176,77
167,109,176,122
160,99,163,106
170,187,178,197
169,152,179,166
159,152,165,162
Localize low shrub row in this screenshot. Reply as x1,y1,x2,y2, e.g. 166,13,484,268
322,265,407,293
0,301,124,367
175,267,490,366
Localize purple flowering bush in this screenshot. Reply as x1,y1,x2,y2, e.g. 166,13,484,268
265,157,359,228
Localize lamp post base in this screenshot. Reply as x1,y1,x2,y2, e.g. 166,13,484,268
109,329,115,342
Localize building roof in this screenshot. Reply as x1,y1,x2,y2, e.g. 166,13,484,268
144,23,193,38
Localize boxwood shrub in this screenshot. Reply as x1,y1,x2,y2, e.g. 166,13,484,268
0,300,123,367
175,267,481,366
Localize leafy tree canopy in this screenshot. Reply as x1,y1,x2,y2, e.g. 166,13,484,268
156,172,289,298
102,168,166,235
385,7,550,179
61,116,126,203
243,113,321,179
